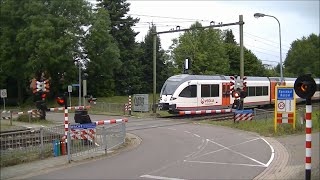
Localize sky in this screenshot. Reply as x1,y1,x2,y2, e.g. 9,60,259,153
90,0,320,67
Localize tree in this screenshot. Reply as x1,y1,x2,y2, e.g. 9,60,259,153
138,26,172,93
223,29,267,76
85,8,121,96
171,22,229,75
284,33,320,77
97,0,141,95
0,0,92,103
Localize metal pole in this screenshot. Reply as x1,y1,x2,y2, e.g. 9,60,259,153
83,79,87,107
305,98,312,180
152,26,157,114
275,16,284,84
78,63,81,106
239,15,245,110
239,15,244,79
262,15,283,83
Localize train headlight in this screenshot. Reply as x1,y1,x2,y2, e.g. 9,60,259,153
170,97,177,101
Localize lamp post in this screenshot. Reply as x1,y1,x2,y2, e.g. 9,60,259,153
254,13,283,83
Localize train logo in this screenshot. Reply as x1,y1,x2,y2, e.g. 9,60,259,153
201,98,214,104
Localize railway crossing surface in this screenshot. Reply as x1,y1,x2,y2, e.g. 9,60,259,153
1,114,319,179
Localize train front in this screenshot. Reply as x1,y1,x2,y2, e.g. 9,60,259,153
158,75,186,113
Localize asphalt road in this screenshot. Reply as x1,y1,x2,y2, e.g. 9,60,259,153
29,112,273,179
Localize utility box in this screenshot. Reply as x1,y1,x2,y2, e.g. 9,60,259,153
74,110,91,124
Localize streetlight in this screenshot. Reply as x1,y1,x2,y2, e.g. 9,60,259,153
254,13,283,83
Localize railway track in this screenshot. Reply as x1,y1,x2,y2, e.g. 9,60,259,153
0,129,63,151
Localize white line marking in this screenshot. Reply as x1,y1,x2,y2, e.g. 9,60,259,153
193,134,200,138
193,137,260,160
184,131,191,134
185,160,266,168
206,139,267,167
167,128,176,130
140,175,185,180
261,138,275,167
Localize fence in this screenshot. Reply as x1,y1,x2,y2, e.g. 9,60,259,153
90,102,155,114
67,122,126,161
0,123,127,167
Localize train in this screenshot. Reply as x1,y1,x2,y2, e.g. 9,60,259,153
158,74,320,113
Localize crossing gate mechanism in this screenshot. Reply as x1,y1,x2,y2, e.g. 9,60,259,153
234,110,254,122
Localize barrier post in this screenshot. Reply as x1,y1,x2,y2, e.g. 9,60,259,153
128,96,132,115
305,98,312,180
40,127,44,159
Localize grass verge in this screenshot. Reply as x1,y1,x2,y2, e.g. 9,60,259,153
202,110,320,137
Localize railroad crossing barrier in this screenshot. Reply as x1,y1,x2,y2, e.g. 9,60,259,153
49,105,91,112
234,110,254,122
179,108,234,116
66,118,128,162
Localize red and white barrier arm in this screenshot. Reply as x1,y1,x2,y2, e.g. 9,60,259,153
94,118,128,126
179,108,234,116
49,106,91,112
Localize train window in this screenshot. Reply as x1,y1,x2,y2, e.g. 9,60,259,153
179,85,197,98
248,87,255,96
256,87,263,96
211,84,219,97
263,86,268,95
201,85,210,97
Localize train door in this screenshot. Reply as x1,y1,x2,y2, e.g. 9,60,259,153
222,82,231,107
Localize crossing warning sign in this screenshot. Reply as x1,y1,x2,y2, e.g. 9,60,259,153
274,86,296,132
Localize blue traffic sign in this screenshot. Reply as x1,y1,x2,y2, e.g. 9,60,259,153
70,123,96,129
72,84,80,87
277,88,294,100
235,110,253,114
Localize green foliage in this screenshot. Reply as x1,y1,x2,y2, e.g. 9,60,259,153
85,8,121,96
97,0,141,95
139,26,173,93
0,0,92,103
284,33,320,77
171,22,229,75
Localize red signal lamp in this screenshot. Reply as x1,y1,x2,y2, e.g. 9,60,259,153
232,90,240,98
56,96,66,106
41,93,46,99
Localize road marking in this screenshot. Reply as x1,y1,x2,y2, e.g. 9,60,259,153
140,175,185,180
193,137,260,160
206,139,267,167
167,128,176,130
261,138,275,167
184,131,191,134
184,160,266,168
193,134,200,138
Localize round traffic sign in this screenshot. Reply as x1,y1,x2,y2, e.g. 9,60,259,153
278,102,285,109
1,89,7,98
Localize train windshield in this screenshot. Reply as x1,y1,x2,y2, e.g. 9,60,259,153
160,81,179,95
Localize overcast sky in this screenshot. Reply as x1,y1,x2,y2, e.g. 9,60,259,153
89,0,319,67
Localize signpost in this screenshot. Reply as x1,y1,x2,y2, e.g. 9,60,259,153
133,94,149,112
274,86,296,132
1,89,7,111
68,85,72,107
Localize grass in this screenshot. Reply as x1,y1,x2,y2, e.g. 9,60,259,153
202,110,320,137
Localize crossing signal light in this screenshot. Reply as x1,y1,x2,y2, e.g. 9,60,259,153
294,74,316,99
41,93,46,99
232,89,241,98
56,96,66,106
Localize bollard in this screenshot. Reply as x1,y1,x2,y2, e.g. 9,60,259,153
60,140,66,155
53,139,59,157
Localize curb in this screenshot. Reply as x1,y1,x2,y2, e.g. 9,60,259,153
1,133,142,180
254,137,289,180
